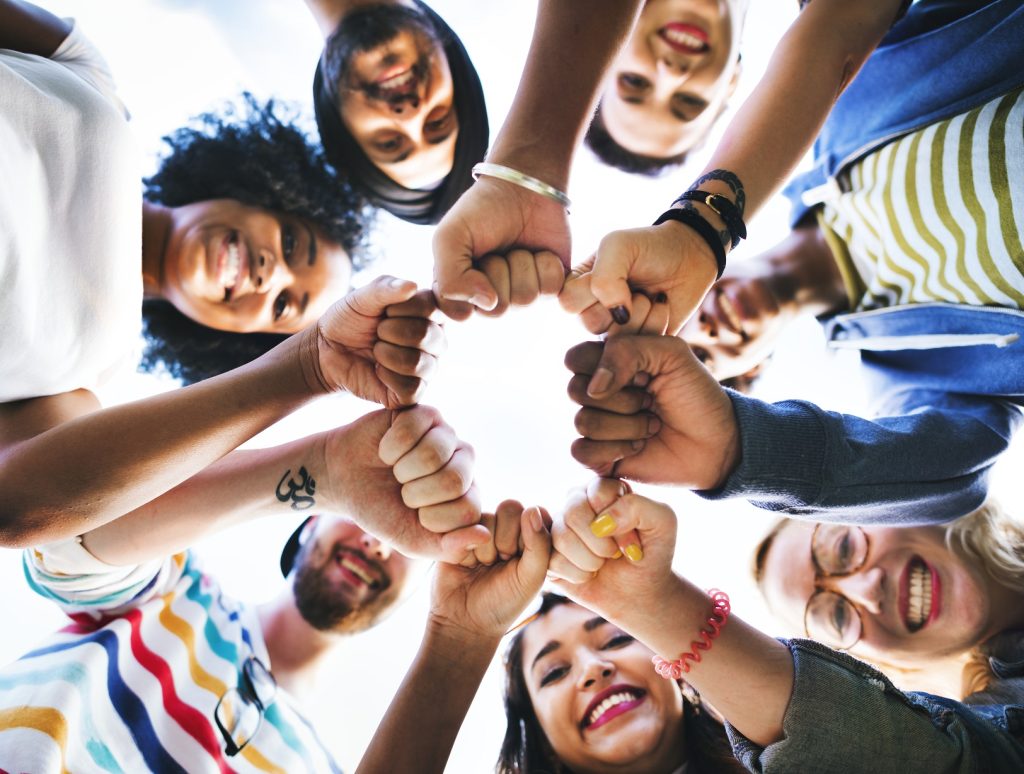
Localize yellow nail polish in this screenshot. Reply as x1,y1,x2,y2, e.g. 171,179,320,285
590,514,617,538
624,543,644,562
613,549,624,559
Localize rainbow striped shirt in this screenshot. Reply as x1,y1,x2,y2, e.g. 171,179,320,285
0,546,342,773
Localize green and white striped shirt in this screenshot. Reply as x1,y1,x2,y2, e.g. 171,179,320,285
820,86,1024,312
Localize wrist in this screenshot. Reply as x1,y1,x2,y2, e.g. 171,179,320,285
487,138,571,193
657,220,720,284
425,614,502,655
296,324,332,397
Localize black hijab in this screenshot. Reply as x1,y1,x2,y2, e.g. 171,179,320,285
314,0,488,225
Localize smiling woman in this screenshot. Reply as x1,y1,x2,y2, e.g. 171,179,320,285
499,594,747,774
141,95,369,383
309,0,488,224
754,501,1024,698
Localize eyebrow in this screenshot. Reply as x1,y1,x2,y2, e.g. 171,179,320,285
530,617,610,670
304,222,317,266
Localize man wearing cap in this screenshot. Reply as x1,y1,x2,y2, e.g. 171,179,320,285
0,405,480,772
306,0,488,224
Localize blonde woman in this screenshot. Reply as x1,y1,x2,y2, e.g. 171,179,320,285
753,501,1024,712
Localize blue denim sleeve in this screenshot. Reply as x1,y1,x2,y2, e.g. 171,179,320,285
726,639,1024,774
697,390,1021,524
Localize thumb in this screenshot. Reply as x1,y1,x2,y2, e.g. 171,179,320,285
589,231,639,326
432,225,499,310
586,335,688,399
516,506,552,590
347,275,418,317
439,524,491,564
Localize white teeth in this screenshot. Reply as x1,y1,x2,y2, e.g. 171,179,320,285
340,556,376,586
907,563,932,628
587,691,637,726
379,69,414,91
222,241,240,290
665,28,705,48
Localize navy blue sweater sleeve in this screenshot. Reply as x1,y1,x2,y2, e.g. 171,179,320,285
697,390,1021,524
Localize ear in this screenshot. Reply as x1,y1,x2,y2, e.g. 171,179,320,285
299,514,320,546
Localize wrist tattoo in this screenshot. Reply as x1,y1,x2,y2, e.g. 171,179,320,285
686,169,746,249
276,466,317,511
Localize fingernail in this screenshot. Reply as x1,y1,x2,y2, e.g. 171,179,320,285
613,549,624,559
654,292,668,304
642,393,654,410
611,306,630,325
590,513,618,538
498,552,512,561
588,368,614,396
530,507,544,532
631,439,645,451
388,277,407,288
470,294,492,308
647,416,662,435
624,543,644,562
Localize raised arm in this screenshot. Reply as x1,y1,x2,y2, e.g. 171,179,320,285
565,334,1020,524
566,0,906,334
431,0,643,320
550,480,1024,772
0,0,71,57
0,278,440,547
357,502,552,774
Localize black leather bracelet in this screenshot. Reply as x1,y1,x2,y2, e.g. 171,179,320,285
653,206,728,280
674,190,747,249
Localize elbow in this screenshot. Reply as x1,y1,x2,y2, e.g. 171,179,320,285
0,509,53,549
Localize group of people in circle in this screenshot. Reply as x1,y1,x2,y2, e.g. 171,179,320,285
2,0,1023,771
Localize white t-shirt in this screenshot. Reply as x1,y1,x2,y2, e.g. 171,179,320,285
0,22,141,402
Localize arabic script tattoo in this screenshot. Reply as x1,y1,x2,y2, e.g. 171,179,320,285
276,466,317,511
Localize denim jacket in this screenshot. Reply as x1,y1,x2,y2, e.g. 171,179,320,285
727,637,1024,774
784,0,1024,227
701,305,1024,524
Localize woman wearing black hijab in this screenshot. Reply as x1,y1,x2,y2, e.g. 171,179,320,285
307,0,488,224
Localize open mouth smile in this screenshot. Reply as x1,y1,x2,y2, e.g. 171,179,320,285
217,231,249,302
333,547,386,592
899,555,941,632
580,685,647,732
659,23,710,54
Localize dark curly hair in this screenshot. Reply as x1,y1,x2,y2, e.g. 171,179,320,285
141,94,372,384
498,593,747,774
584,104,688,177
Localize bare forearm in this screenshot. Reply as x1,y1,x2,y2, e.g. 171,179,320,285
744,224,846,316
0,0,71,56
691,1,901,223
81,433,328,566
357,623,499,774
0,330,321,547
610,574,794,748
490,0,643,189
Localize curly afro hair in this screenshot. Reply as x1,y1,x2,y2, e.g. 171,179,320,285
141,94,372,384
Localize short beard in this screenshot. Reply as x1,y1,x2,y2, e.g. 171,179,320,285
323,4,441,100
291,539,398,635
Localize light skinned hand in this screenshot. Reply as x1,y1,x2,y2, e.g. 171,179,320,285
429,502,552,641
322,406,485,563
564,336,740,490
432,177,571,321
548,479,678,624
309,276,446,408
476,249,566,317
559,267,671,337
560,220,719,336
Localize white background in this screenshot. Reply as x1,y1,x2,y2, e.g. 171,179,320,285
1,1,1021,771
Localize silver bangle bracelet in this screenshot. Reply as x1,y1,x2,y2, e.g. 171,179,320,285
471,162,572,212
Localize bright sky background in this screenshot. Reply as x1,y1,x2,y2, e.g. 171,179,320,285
1,1,1022,771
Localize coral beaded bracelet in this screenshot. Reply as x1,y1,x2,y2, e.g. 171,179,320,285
652,589,731,680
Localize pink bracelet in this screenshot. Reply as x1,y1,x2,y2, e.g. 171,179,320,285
652,589,731,680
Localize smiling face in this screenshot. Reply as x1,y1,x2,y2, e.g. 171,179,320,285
290,516,415,634
600,0,742,159
329,3,457,190
158,200,351,335
760,522,1001,669
520,603,685,773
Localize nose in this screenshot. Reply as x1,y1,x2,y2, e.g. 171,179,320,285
387,93,421,116
575,653,615,690
253,249,291,294
828,567,885,616
360,532,392,562
658,56,691,78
